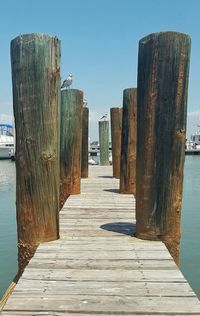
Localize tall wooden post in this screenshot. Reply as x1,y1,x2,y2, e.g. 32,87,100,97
120,89,137,194
11,33,60,274
110,107,122,178
99,120,109,165
81,107,89,178
136,31,191,265
60,89,83,207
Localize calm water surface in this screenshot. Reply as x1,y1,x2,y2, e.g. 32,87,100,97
180,156,200,298
0,160,17,299
0,157,199,299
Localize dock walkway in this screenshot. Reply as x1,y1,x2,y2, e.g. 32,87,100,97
2,166,200,315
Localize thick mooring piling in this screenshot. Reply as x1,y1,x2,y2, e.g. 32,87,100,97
120,88,137,194
136,32,191,264
81,107,89,178
11,33,60,274
99,120,109,165
60,89,83,206
110,107,122,178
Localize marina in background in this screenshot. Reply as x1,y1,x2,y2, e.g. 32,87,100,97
1,126,200,162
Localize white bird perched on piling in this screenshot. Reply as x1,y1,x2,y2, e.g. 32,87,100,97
83,98,88,107
61,74,72,89
100,114,108,120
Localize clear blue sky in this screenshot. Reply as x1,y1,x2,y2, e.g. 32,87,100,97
0,0,200,139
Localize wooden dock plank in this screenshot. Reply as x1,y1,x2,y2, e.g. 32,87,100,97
1,166,200,315
13,279,195,296
2,296,200,314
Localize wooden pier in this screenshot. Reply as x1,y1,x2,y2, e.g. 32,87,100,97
2,166,200,315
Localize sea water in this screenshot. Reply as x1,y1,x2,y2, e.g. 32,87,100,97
180,155,200,298
0,160,17,299
0,157,199,299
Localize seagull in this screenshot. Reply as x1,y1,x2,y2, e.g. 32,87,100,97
100,114,108,120
83,98,88,107
61,74,72,89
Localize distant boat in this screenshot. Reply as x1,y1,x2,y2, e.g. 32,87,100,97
185,127,200,155
88,158,97,165
0,124,14,159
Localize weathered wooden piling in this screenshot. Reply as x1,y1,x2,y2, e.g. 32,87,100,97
99,120,109,165
136,31,191,264
110,107,122,178
11,33,61,274
120,89,137,194
60,89,83,206
81,107,89,178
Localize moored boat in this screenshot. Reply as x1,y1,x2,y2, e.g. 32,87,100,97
88,158,98,165
185,127,200,155
0,124,14,159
